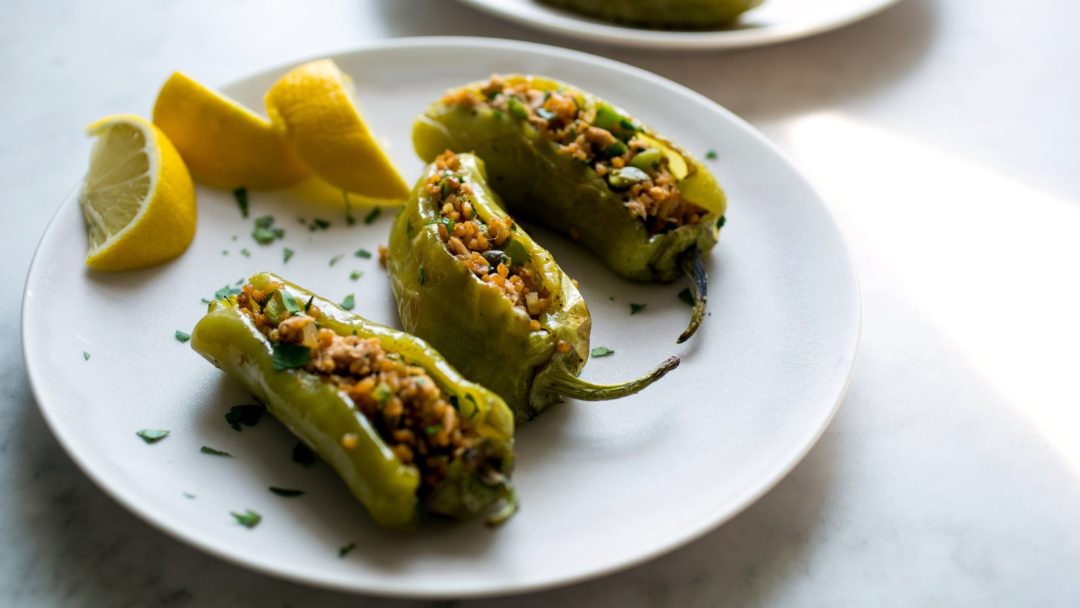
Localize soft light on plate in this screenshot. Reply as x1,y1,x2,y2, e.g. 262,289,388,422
21,37,859,597
457,0,904,50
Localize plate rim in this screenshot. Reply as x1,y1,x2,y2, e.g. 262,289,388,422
456,0,904,50
20,36,861,598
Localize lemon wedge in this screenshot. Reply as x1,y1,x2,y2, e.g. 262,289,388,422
153,72,307,190
265,59,409,200
80,114,196,271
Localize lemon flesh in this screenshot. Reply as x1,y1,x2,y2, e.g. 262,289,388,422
265,59,409,200
80,114,196,271
153,72,307,190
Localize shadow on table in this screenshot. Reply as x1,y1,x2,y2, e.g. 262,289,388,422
372,0,937,124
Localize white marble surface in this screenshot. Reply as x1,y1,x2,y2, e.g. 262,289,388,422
3,0,1079,605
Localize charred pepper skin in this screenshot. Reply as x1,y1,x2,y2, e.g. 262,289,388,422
412,74,727,342
190,272,516,528
387,153,679,423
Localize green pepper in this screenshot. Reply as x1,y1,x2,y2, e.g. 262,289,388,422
387,152,679,423
190,272,517,528
413,74,727,342
538,0,763,28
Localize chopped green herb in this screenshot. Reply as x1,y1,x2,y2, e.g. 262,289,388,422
678,288,695,307
310,218,331,232
504,240,531,266
629,303,647,315
279,290,302,315
83,351,91,361
418,264,426,286
283,247,295,264
292,441,316,466
339,293,355,311
354,248,372,259
175,330,191,343
363,207,381,225
536,107,557,121
424,425,442,436
136,429,169,444
329,254,344,267
373,382,393,405
343,191,356,226
230,509,261,528
425,217,455,233
252,215,285,245
339,542,357,558
235,278,244,286
182,492,196,499
200,445,231,456
716,215,726,230
269,487,305,497
349,270,362,281
240,248,251,257
272,343,310,370
304,296,314,312
608,296,615,302
225,404,266,431
212,285,243,301
590,347,615,358
233,188,249,218
231,235,238,241
221,250,229,256
705,149,719,160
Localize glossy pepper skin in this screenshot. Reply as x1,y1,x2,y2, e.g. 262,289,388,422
190,272,516,528
539,0,762,29
388,153,678,422
413,75,727,342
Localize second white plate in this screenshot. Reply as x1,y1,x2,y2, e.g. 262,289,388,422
22,37,859,597
458,0,903,50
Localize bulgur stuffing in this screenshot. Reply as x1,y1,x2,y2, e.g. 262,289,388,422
443,76,707,234
237,282,482,492
427,151,551,319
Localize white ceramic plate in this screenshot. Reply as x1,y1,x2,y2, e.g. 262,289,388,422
458,0,903,50
22,38,858,598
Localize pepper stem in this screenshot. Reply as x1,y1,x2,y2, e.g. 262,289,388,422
481,470,519,527
546,355,680,401
677,246,708,343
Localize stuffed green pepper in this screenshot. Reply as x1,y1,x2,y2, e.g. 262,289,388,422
413,75,727,342
539,0,762,29
190,272,517,528
387,151,679,423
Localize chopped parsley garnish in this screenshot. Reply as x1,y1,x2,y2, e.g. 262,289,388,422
230,509,261,528
504,240,531,266
418,264,426,286
239,248,251,257
506,95,529,120
354,248,372,259
343,191,356,226
83,351,91,361
678,288,695,307
310,218,331,231
363,207,381,225
221,250,228,256
269,487,305,497
280,290,302,315
292,441,316,466
349,270,362,281
212,285,242,301
233,187,249,218
536,107,557,121
339,542,357,558
283,247,295,264
426,217,455,233
705,149,719,160
329,254,344,267
272,343,310,370
225,404,266,431
716,215,726,230
424,425,442,436
200,445,231,456
339,293,355,311
136,429,169,444
629,303,647,315
252,215,285,245
182,492,196,499
304,296,314,312
590,347,615,358
175,330,191,343
373,382,393,405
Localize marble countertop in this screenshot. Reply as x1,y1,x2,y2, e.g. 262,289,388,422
3,0,1078,605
